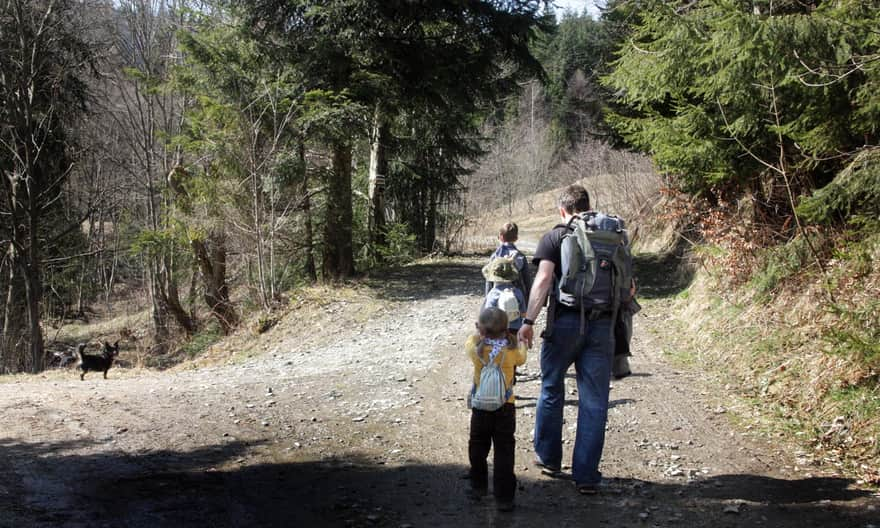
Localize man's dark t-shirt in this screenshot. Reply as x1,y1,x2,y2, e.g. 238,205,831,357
532,224,569,279
534,223,585,317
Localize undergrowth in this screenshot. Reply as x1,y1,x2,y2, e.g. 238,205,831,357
179,323,223,359
748,234,825,298
661,219,880,484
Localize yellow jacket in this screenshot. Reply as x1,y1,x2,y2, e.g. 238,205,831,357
466,334,527,404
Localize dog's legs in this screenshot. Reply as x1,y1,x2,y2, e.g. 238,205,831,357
103,370,108,379
80,371,85,381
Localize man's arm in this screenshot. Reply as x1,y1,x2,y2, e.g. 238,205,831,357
516,259,555,348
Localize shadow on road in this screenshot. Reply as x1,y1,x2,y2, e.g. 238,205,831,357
363,260,484,302
2,438,876,528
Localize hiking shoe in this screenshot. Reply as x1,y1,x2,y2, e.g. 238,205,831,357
496,500,515,512
533,457,567,479
613,356,632,380
575,482,600,495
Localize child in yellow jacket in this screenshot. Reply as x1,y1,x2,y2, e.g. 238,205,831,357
466,307,527,512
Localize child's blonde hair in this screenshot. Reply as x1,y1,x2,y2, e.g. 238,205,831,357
478,307,508,339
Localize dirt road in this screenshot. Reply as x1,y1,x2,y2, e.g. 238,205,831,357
1,255,877,527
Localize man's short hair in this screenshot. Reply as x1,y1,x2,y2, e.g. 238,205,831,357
558,184,590,214
479,307,508,338
499,222,518,243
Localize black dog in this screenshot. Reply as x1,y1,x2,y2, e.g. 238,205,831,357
75,341,119,381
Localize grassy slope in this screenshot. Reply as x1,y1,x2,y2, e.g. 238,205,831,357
652,226,880,485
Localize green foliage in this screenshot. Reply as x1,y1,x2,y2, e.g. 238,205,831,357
602,0,880,206
0,0,95,346
797,149,880,225
376,222,419,266
825,300,880,371
832,229,878,279
130,228,183,259
828,384,880,433
533,10,622,142
121,66,164,94
178,323,223,359
300,89,367,143
384,106,478,252
232,0,552,264
748,234,818,297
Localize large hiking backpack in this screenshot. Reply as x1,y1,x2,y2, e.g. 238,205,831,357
557,211,633,321
469,341,511,411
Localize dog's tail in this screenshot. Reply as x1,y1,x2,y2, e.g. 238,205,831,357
75,343,86,361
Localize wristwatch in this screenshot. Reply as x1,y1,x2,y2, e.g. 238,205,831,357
522,318,535,326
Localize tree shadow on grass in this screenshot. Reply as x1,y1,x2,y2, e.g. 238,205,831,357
1,437,877,528
634,237,697,299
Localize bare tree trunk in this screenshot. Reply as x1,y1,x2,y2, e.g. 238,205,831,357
187,262,199,323
24,164,45,372
368,107,389,256
252,149,270,308
425,188,438,253
145,171,171,353
2,246,25,372
103,211,121,309
191,234,237,334
300,141,317,281
23,260,45,372
163,253,195,335
269,178,277,302
147,263,170,354
323,142,355,280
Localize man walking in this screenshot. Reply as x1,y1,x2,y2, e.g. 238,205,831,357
517,184,625,495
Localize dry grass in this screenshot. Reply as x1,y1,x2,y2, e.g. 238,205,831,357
52,308,151,345
661,228,880,483
180,282,395,370
457,169,662,253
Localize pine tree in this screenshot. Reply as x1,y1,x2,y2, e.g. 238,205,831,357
0,0,94,371
230,0,550,273
602,0,878,217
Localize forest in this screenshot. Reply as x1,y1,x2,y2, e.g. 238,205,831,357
1,0,878,381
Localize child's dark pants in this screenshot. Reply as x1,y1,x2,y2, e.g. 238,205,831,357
469,402,516,501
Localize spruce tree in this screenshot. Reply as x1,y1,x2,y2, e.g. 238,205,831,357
602,0,878,215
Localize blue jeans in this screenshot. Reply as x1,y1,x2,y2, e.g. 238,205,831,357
533,311,614,486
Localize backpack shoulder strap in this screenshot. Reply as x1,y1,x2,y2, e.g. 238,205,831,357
475,339,489,367
498,345,513,400
495,343,507,366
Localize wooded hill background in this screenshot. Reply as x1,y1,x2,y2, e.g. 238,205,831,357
1,0,878,392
